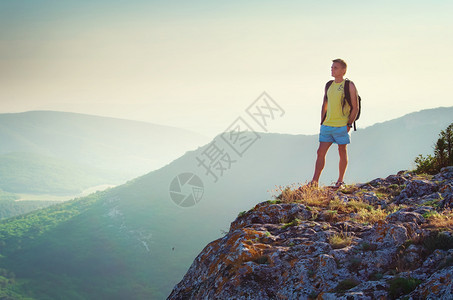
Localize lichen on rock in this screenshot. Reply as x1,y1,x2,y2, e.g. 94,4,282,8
169,168,453,299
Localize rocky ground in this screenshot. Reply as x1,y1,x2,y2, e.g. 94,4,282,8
169,167,453,299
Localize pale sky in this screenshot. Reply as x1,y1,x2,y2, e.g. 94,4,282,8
1,0,452,138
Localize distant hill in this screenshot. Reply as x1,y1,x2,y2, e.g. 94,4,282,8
0,111,209,194
0,189,19,202
0,152,116,195
348,106,453,182
0,188,57,221
0,107,451,299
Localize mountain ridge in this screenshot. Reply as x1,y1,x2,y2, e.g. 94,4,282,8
1,110,206,135
0,106,451,299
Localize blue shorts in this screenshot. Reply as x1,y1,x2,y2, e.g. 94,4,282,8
319,125,350,144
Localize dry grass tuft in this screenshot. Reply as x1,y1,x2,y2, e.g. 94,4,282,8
347,199,373,212
424,209,453,230
329,231,353,249
352,207,388,224
271,183,391,225
328,198,345,211
273,183,332,207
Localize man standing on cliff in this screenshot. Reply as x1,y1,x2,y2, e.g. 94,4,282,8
310,59,359,189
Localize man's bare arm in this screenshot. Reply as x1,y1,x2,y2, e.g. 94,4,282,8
321,97,328,125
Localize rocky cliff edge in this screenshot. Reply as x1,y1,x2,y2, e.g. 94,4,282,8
169,167,453,299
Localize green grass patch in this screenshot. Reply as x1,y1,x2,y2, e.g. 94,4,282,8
334,278,359,292
422,231,453,253
388,277,421,299
281,218,301,229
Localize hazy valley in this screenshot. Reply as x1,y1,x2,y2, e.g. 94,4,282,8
0,107,451,299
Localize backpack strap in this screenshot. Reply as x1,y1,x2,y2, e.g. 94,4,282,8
324,80,334,101
322,80,334,124
344,79,358,131
344,79,352,108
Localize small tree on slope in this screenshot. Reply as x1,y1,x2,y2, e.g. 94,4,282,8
415,123,453,174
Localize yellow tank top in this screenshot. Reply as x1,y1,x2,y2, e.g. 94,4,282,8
323,80,350,127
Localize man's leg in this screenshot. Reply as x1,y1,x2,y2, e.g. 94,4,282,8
312,142,332,184
337,144,348,183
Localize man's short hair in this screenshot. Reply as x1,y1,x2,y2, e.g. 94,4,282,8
332,58,347,70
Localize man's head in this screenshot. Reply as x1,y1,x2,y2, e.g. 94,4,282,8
331,58,347,78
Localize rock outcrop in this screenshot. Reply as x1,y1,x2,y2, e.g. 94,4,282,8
169,167,453,299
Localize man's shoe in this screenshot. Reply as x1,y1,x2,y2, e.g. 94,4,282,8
297,181,318,193
332,181,345,190
307,181,318,188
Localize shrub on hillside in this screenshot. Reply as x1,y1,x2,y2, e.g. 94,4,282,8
415,123,453,174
